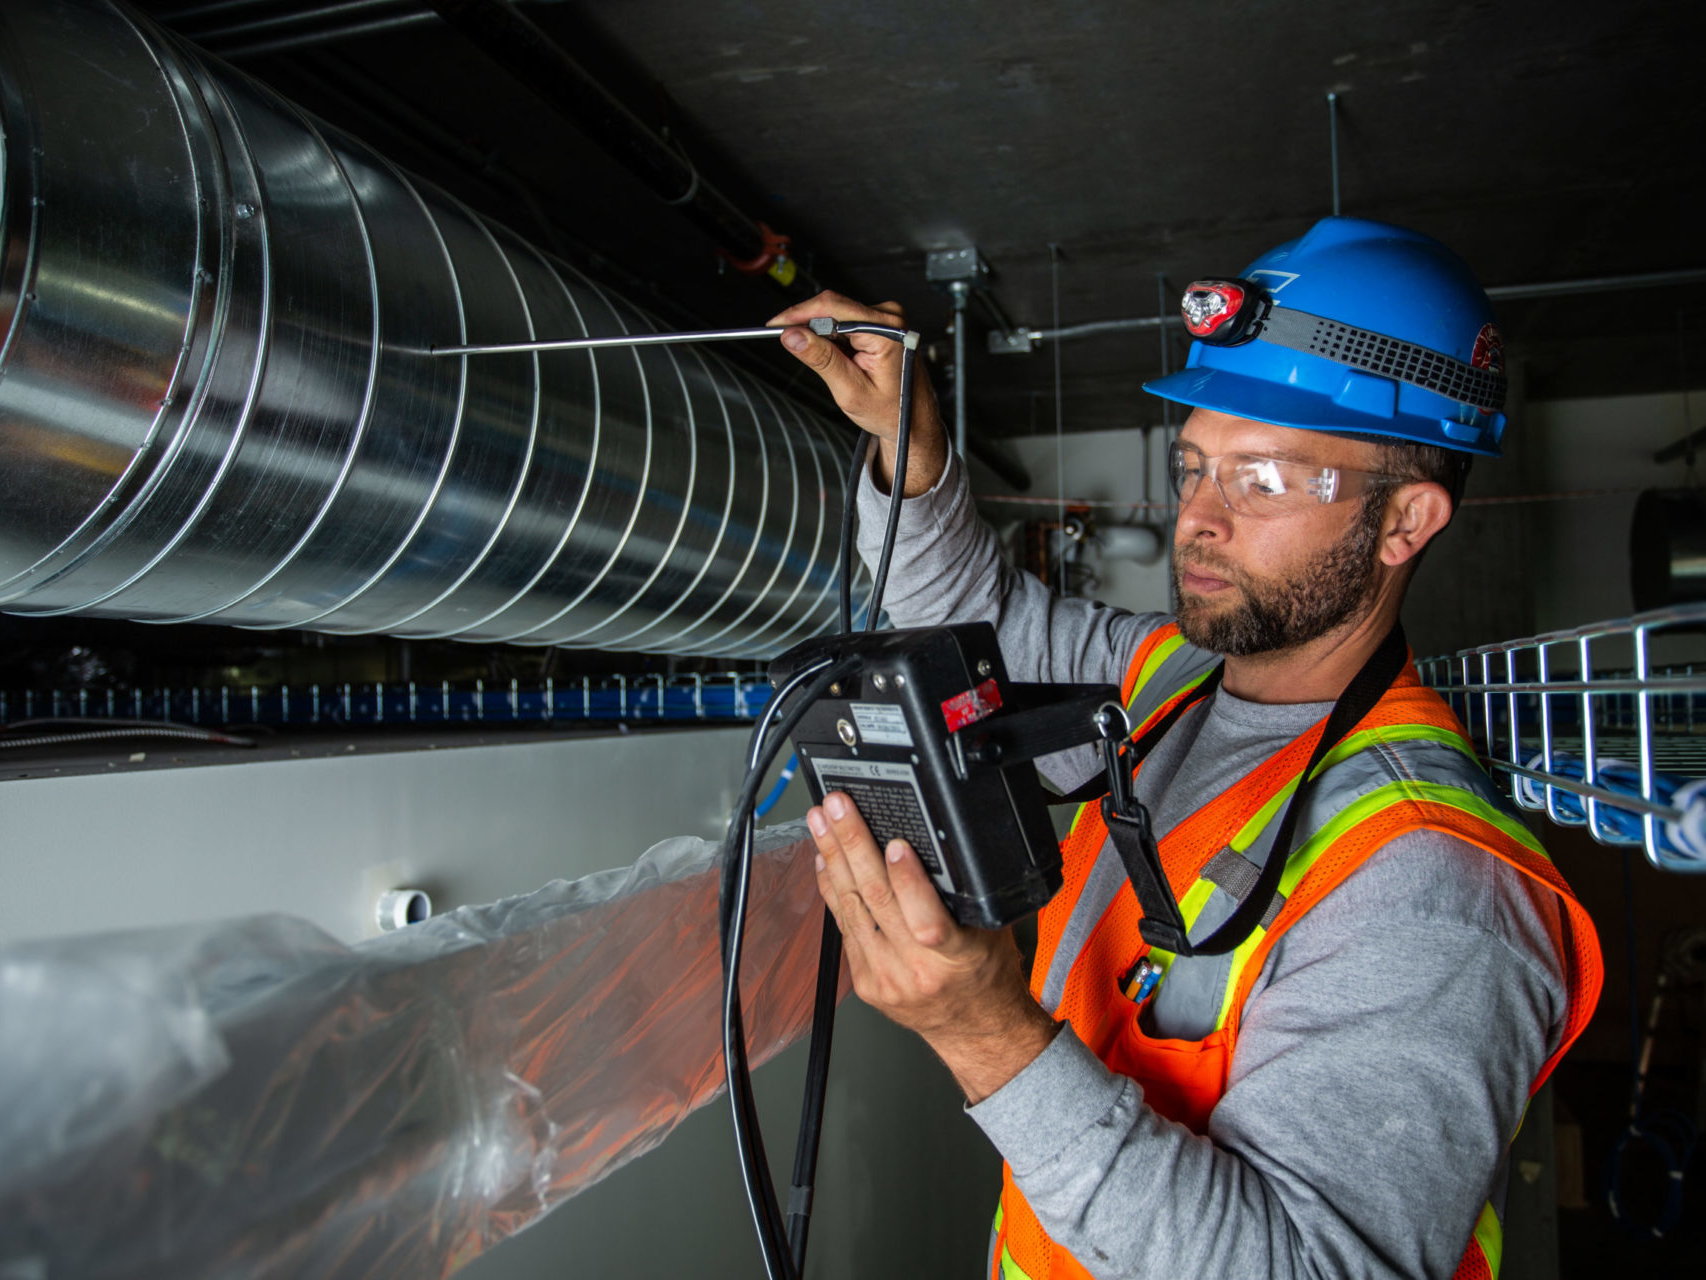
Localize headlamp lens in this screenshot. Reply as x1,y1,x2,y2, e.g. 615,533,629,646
1179,277,1271,346
1181,281,1245,337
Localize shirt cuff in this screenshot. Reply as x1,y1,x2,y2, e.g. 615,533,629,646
855,442,961,540
966,1023,1135,1177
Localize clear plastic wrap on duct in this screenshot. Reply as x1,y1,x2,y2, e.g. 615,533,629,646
0,822,829,1277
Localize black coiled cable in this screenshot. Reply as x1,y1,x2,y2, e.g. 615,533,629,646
719,323,919,1280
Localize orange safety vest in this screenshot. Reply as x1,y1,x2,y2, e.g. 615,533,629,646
991,624,1603,1280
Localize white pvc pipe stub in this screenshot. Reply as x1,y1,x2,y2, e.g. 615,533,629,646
376,888,433,932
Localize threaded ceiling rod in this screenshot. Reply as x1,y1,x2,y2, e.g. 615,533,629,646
1327,91,1342,218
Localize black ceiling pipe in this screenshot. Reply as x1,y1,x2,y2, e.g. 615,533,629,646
423,0,818,293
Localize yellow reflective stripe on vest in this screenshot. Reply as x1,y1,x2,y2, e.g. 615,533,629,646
1211,777,1545,1032
990,1202,1039,1280
1145,663,1213,711
1230,780,1298,854
1225,724,1476,855
1132,633,1188,699
1133,871,1224,988
1113,726,1490,1020
1204,729,1486,1021
1472,1200,1503,1278
998,1244,1035,1280
1324,722,1478,765
1127,663,1215,731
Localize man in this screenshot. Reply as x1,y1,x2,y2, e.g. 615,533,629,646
769,217,1601,1280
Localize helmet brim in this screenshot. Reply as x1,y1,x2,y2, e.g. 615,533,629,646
1143,366,1503,457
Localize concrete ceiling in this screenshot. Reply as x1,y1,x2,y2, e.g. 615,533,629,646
145,0,1706,444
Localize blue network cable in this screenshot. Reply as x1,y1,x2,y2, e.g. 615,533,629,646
753,753,799,819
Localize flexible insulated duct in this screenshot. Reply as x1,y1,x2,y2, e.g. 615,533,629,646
0,0,865,658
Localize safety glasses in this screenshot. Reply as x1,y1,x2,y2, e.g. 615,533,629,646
1167,439,1401,518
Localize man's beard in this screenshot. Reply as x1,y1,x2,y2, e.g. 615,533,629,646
1172,495,1387,657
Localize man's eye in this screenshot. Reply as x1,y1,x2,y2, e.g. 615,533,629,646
1246,462,1287,496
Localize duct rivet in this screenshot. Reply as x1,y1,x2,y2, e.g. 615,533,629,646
872,673,887,691
836,718,858,746
234,201,256,220
829,682,842,697
976,659,992,677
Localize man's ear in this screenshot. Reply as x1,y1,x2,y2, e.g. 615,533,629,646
1380,482,1453,567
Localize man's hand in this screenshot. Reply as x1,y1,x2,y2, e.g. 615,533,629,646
806,790,1060,1104
768,291,949,498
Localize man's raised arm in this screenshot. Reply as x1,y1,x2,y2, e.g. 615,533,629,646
770,291,1167,709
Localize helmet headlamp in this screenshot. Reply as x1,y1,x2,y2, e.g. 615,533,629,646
1180,278,1270,346
1147,217,1511,456
1175,277,1507,415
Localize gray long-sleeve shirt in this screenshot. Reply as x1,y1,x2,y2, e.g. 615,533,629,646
855,450,1569,1280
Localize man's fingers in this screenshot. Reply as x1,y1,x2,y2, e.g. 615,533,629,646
764,290,913,436
809,793,907,939
810,797,962,951
767,290,907,329
820,792,915,935
808,798,883,947
776,327,900,437
881,839,959,949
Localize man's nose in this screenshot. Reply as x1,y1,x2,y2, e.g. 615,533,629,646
1174,466,1233,540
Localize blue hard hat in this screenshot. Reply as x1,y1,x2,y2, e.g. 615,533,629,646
1144,217,1507,456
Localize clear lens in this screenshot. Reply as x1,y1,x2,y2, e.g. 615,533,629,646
1169,441,1377,518
1167,440,1196,501
1237,458,1290,502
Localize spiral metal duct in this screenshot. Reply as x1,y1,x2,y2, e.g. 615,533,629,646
0,0,866,658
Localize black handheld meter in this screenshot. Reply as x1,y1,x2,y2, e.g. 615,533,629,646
769,622,1119,930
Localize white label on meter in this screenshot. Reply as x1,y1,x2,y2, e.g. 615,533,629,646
810,757,947,882
849,701,913,747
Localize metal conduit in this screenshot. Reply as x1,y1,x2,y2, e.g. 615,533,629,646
0,0,866,658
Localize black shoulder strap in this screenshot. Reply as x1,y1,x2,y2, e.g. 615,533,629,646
1106,625,1409,958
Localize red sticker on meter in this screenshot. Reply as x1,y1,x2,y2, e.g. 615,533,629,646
941,678,1003,732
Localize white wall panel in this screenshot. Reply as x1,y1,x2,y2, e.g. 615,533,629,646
0,728,761,945
0,728,997,1278
1527,387,1706,633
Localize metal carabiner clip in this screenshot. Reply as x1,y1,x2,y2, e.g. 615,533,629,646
1092,701,1136,817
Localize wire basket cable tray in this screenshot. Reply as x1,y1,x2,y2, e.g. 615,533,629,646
1422,604,1706,874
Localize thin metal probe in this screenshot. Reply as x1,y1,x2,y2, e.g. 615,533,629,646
429,317,844,357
